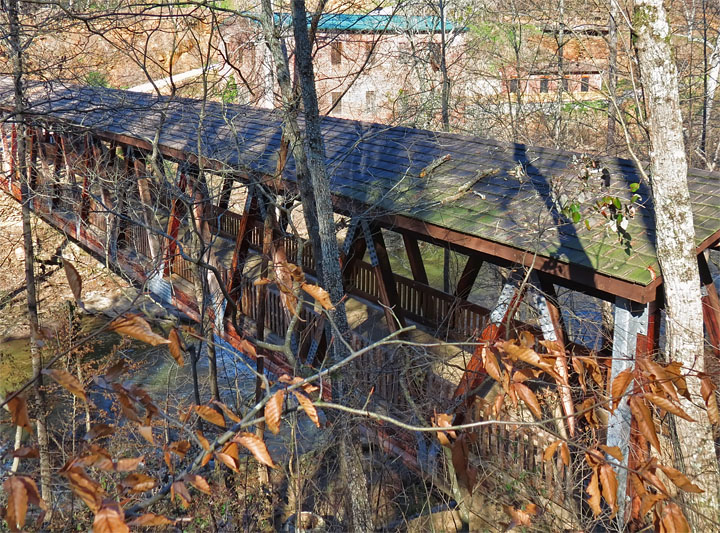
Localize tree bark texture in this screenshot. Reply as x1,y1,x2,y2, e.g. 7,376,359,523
7,0,53,509
634,0,720,522
257,0,325,286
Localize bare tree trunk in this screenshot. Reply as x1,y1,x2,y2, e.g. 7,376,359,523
606,0,618,154
7,0,53,513
257,2,325,286
634,0,720,523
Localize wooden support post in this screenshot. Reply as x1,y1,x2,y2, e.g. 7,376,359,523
133,155,162,261
227,191,259,305
606,298,648,525
163,167,188,277
217,173,234,211
50,133,63,208
403,233,429,285
454,254,482,301
700,253,720,358
27,128,38,190
450,254,483,330
340,218,367,288
0,125,12,183
59,135,77,185
10,124,17,180
453,270,526,404
368,222,405,331
402,233,435,323
529,273,575,436
533,273,569,346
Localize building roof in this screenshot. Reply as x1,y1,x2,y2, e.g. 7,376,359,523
2,80,719,302
273,13,461,33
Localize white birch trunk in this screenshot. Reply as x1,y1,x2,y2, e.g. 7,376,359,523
634,0,720,523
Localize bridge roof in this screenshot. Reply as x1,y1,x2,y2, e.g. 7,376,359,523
3,81,720,302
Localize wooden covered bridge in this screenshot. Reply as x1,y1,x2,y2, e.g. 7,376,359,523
1,80,720,515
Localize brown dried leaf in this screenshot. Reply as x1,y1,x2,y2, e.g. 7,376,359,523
7,395,32,435
644,393,695,422
184,474,211,495
43,368,86,402
599,445,623,464
512,382,543,419
168,328,184,366
630,473,648,498
610,368,633,413
93,502,129,533
4,477,28,531
195,405,226,428
482,347,502,383
85,424,114,441
600,464,618,517
493,391,504,417
559,442,570,467
501,341,553,374
658,465,704,494
212,400,242,423
196,430,210,451
502,503,537,528
265,389,285,434
171,481,192,508
576,355,604,387
11,446,38,459
109,314,170,346
167,440,191,458
543,440,561,462
293,391,320,427
572,356,587,393
664,362,690,401
62,259,82,302
657,502,690,533
128,513,173,526
277,374,319,393
512,368,536,383
253,277,272,286
222,441,239,460
137,425,154,445
104,359,128,382
115,456,144,473
700,376,719,425
432,412,455,446
76,445,114,471
629,396,661,453
587,467,602,516
62,466,103,513
215,452,240,472
238,338,257,358
113,386,140,423
580,397,600,428
300,283,334,310
640,492,665,517
233,432,275,468
120,473,156,494
639,359,679,402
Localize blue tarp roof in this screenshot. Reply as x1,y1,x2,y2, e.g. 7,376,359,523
274,13,461,33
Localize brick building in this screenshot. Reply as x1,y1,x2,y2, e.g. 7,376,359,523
222,13,473,123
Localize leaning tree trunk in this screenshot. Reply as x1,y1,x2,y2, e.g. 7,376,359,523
634,0,720,523
290,4,374,531
7,0,53,512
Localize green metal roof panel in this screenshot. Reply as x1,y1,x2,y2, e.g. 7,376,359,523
273,13,461,33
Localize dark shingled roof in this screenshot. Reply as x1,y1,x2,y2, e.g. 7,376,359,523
2,81,719,292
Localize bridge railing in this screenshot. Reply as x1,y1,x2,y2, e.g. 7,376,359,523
206,205,488,339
